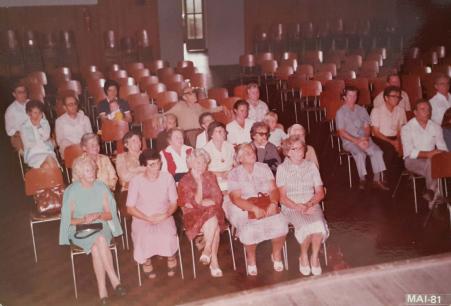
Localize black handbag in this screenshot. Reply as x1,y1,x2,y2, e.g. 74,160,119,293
74,223,103,239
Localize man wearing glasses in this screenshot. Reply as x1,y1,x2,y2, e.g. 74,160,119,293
429,75,451,125
372,74,411,111
5,82,29,151
370,86,407,186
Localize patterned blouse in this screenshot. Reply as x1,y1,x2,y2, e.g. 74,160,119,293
227,162,274,199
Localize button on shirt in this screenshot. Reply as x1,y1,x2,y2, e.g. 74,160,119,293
373,90,411,111
335,104,370,146
400,118,448,159
4,100,28,136
429,92,451,125
247,100,269,122
226,118,255,145
370,103,407,137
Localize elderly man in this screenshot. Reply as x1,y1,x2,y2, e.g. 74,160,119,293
246,83,269,122
370,86,407,185
429,75,451,125
372,73,411,111
336,86,388,190
5,82,29,151
401,99,448,207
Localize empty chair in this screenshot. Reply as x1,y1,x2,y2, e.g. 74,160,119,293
279,58,298,71
130,68,150,82
177,60,194,69
119,85,140,101
220,97,241,110
117,77,136,87
239,54,257,82
126,62,145,73
167,81,189,96
100,119,130,154
314,71,333,86
58,80,82,97
324,79,345,95
132,104,159,125
297,64,314,79
157,67,175,81
233,84,248,99
359,60,379,78
128,93,150,112
336,70,357,80
198,98,218,109
315,63,337,77
300,80,323,131
139,75,159,92
302,50,323,66
208,87,229,103
155,91,178,112
110,69,128,81
162,73,184,85
256,52,274,65
342,54,362,72
146,59,169,75
370,77,386,99
146,83,167,101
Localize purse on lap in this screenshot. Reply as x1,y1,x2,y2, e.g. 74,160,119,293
74,223,103,239
247,192,279,219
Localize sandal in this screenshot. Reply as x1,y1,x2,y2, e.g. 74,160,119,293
167,257,178,277
142,259,156,279
199,253,211,265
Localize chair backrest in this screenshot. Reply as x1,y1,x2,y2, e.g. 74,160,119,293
177,60,194,69
401,74,422,109
239,54,255,68
155,91,178,111
139,75,159,92
157,67,175,80
177,66,197,79
100,118,130,142
212,110,233,125
198,98,218,109
133,103,159,124
126,62,145,73
314,71,332,86
321,91,342,121
260,60,278,75
184,128,203,147
190,73,207,89
208,87,229,103
119,85,140,100
302,50,323,66
166,81,188,96
130,68,150,82
118,77,136,87
281,51,298,61
343,54,362,71
146,59,169,74
128,93,150,111
279,58,298,71
63,144,83,169
370,77,386,99
162,73,184,86
146,83,167,100
25,167,64,196
315,63,337,77
110,69,128,81
27,71,48,85
336,70,356,80
142,115,165,140
233,85,248,99
220,96,241,110
297,64,314,79
324,79,345,95
58,80,82,96
300,80,322,97
431,152,451,179
275,65,294,81
256,52,274,65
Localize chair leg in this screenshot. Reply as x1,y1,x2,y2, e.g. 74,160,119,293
283,240,288,270
347,155,352,188
412,177,418,214
322,241,328,266
18,152,25,180
177,236,184,279
113,246,120,281
226,228,237,270
124,217,129,250
190,239,197,279
137,263,142,287
243,246,249,276
392,173,404,198
70,251,78,299
30,221,37,263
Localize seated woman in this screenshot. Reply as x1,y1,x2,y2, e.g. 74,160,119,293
156,113,178,152
225,144,288,276
202,121,235,191
287,123,319,168
59,155,125,304
276,135,329,276
160,128,193,182
250,121,281,174
126,149,179,278
264,111,287,148
442,107,451,150
97,79,132,123
116,131,146,192
19,100,58,169
73,133,118,191
55,95,93,158
177,149,226,277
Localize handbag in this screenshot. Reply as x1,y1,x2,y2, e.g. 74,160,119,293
33,184,64,216
247,192,277,219
74,223,103,239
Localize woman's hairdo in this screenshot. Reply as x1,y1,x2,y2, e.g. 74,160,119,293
186,148,211,169
80,132,99,147
235,143,255,164
122,131,142,151
233,99,249,111
287,123,305,137
103,79,120,95
250,121,269,139
25,100,45,113
139,148,161,166
166,127,184,142
72,154,97,180
207,121,226,140
281,135,306,157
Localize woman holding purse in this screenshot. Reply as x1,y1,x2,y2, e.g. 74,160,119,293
59,155,125,304
225,144,288,276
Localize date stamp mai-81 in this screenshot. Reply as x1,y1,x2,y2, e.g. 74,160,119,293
405,294,451,305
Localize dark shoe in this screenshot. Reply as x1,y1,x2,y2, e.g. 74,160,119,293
372,180,390,191
100,297,109,305
358,180,366,190
114,284,127,297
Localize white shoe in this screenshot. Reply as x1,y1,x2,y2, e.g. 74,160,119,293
310,257,322,276
247,264,258,276
199,254,211,265
299,259,311,276
271,255,284,272
209,265,223,278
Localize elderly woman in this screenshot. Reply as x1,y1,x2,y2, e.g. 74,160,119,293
116,131,146,192
160,128,193,182
250,122,281,174
287,124,319,168
97,79,132,123
226,144,288,276
19,100,58,169
276,136,329,276
59,155,125,304
74,133,118,190
177,149,225,277
442,107,451,150
202,121,235,191
55,95,93,158
126,149,179,278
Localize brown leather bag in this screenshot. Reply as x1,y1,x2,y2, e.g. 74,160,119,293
247,192,276,219
33,184,64,216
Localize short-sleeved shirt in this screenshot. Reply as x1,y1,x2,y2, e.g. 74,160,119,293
97,98,130,116
226,118,255,145
373,90,411,111
268,128,287,147
5,100,28,136
370,103,407,137
247,100,269,122
335,104,370,145
203,140,235,172
276,158,323,204
429,92,451,125
227,162,274,199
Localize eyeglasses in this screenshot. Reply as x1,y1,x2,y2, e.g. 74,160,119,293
387,95,402,99
255,132,269,137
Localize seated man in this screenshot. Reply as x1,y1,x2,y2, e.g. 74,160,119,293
246,83,269,122
429,75,451,125
97,79,132,123
226,100,255,146
372,73,411,111
5,81,29,151
195,112,214,148
401,99,448,208
370,86,407,185
336,86,388,190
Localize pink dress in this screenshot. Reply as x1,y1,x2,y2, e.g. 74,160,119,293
126,172,178,264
